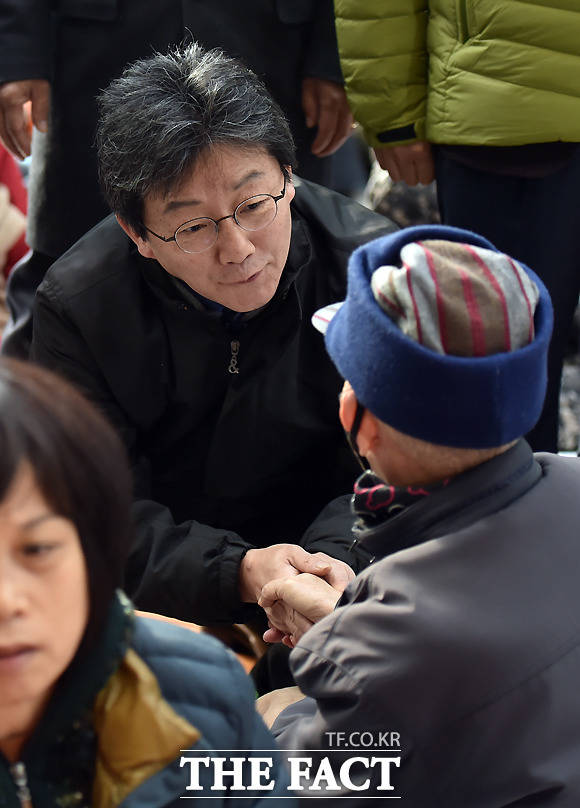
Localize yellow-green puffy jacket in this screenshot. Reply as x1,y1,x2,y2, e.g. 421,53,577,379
334,0,580,148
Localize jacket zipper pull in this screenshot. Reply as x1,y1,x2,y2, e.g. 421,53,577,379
10,761,33,808
228,339,240,374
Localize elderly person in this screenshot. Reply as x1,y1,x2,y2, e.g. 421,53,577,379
258,226,580,803
29,44,394,633
0,359,290,805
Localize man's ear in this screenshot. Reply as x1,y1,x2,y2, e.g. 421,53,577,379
356,411,379,458
339,381,357,433
283,165,296,204
116,215,156,259
338,382,378,457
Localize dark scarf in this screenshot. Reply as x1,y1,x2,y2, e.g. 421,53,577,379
352,470,449,530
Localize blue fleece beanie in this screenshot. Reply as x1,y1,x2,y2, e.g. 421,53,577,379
323,225,553,449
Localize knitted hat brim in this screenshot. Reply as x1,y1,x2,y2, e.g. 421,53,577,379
318,225,553,449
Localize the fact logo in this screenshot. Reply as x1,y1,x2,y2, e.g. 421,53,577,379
180,733,402,797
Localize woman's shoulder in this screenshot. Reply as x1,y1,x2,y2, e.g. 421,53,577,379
131,615,256,719
92,615,285,804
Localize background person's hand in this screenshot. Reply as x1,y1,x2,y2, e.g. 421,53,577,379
374,141,435,186
0,80,50,160
301,77,354,157
260,572,343,646
255,685,304,728
239,543,354,603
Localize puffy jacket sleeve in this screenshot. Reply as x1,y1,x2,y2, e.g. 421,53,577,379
334,0,429,147
0,0,52,83
225,650,296,805
31,288,259,626
124,620,295,805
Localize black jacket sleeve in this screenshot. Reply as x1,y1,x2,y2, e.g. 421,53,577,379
300,494,368,575
127,499,256,624
276,0,343,84
0,0,52,83
302,0,343,84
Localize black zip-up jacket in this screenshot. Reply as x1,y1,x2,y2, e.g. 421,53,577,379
31,179,396,624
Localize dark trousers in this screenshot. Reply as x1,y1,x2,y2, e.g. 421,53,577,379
434,148,580,452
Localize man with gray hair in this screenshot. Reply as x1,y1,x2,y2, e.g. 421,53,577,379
258,225,580,803
29,44,394,648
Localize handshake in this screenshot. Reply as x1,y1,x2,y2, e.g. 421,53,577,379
239,544,354,647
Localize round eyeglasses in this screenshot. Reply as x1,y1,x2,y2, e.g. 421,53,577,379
144,177,287,254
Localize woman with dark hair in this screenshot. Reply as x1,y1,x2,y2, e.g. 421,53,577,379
0,359,291,806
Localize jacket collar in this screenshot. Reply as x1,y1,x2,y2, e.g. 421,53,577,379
4,590,200,807
23,591,133,761
92,643,200,807
353,440,541,563
0,594,134,806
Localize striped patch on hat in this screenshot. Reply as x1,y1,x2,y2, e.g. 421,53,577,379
311,301,344,334
370,240,539,356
